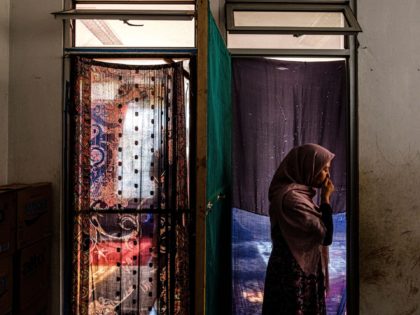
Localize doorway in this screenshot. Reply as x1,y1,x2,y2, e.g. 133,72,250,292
65,56,195,315
231,57,348,315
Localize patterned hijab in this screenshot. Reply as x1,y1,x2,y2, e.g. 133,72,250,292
268,143,335,276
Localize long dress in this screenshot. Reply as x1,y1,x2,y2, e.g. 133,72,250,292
262,203,333,315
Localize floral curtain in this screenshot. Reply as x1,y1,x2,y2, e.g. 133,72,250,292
71,57,190,315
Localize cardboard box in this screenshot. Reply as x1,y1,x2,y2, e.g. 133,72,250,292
0,184,29,191
0,256,13,315
15,237,51,312
16,183,52,249
0,183,52,250
0,191,17,257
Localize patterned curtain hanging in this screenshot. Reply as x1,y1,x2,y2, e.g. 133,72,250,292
71,57,190,315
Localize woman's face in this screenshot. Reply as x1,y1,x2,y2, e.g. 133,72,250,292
312,160,331,188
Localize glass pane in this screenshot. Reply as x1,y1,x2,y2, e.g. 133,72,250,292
76,3,195,10
76,0,194,3
75,19,195,47
233,11,346,28
228,33,344,49
73,212,160,314
73,212,192,314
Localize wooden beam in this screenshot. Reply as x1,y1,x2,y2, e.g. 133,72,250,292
195,0,208,313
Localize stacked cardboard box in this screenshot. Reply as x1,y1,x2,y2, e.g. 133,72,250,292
0,253,13,315
15,238,51,314
0,190,16,257
0,189,17,315
0,183,52,315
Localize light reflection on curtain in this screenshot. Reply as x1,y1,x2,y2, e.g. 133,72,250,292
231,208,347,315
71,57,190,315
232,58,347,215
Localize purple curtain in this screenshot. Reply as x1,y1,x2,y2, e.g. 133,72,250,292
232,58,348,215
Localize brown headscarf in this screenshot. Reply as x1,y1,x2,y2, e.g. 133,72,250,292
268,143,335,276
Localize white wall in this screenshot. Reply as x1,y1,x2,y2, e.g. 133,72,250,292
0,0,9,185
210,0,226,42
5,0,420,313
9,0,63,313
358,0,420,313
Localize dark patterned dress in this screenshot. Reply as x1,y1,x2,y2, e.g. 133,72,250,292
262,203,333,315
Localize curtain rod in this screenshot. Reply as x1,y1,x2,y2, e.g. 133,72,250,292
229,48,350,57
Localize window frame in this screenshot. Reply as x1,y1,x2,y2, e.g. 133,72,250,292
226,0,349,2
59,3,198,315
74,0,195,4
226,1,361,314
62,53,197,315
226,3,361,35
54,1,197,50
53,8,195,20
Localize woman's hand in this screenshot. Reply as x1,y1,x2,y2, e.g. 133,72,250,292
321,177,335,204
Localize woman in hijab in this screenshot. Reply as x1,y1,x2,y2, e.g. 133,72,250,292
262,143,335,315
